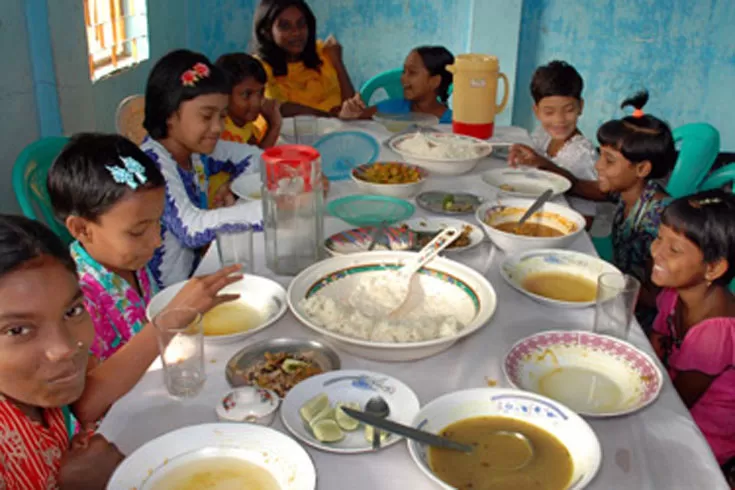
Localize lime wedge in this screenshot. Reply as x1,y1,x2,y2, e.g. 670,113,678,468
299,393,329,424
312,419,344,443
335,403,360,431
364,424,391,443
310,406,336,425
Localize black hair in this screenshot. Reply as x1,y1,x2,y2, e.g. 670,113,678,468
215,52,268,86
0,215,76,278
596,91,676,180
413,46,454,103
530,60,584,103
47,133,165,222
252,0,321,77
143,49,231,139
662,189,735,286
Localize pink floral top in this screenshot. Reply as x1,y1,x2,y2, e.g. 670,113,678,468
652,288,735,464
71,242,159,361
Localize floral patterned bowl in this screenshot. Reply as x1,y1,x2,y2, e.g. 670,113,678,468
408,388,601,490
503,331,663,417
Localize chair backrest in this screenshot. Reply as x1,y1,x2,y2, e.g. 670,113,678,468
666,123,720,199
360,68,404,105
116,94,148,145
12,136,73,244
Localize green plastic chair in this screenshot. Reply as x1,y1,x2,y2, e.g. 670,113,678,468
700,162,735,293
360,68,453,105
666,123,720,198
12,136,73,244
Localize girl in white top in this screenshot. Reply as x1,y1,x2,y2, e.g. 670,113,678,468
141,49,263,287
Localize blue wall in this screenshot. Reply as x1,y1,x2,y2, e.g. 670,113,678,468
513,0,735,150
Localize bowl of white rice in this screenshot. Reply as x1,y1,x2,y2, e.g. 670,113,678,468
387,132,494,176
287,251,497,361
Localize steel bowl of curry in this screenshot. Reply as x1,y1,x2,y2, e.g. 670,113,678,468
408,387,601,490
475,197,586,253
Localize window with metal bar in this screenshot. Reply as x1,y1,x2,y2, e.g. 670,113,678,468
83,0,149,82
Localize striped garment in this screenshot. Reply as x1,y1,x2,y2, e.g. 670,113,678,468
0,396,68,489
140,138,264,287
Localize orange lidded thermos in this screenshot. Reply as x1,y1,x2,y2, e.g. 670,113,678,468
447,54,509,139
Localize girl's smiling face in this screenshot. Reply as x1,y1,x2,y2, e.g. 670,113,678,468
0,257,94,409
595,145,651,194
401,50,440,102
272,6,308,57
651,224,728,288
167,93,229,155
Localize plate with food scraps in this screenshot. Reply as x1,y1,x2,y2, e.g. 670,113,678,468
501,249,622,308
226,338,342,397
280,369,420,454
482,168,572,199
416,191,483,215
231,172,262,200
108,423,316,490
503,330,663,417
324,225,413,256
396,217,484,253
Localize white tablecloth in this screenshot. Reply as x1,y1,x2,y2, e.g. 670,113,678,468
99,123,727,489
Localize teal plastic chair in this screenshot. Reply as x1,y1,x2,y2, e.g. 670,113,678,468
360,68,453,105
12,136,73,244
700,162,735,293
666,123,720,198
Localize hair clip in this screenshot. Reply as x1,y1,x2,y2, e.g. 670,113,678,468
632,108,644,118
689,197,722,208
181,62,211,87
106,156,148,190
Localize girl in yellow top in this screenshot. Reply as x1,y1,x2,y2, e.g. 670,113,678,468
252,0,355,117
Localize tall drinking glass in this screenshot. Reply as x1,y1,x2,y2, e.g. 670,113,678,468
593,273,641,339
153,308,205,398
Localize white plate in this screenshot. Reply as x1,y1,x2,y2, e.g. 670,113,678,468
501,249,621,308
107,423,316,490
280,369,420,454
408,388,601,490
281,117,343,142
504,331,664,417
287,251,497,361
147,275,288,344
397,217,484,253
482,168,572,198
231,172,262,200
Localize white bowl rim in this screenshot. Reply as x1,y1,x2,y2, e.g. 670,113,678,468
287,251,497,350
501,330,665,417
481,167,573,197
406,386,602,490
388,132,494,163
475,198,586,241
500,248,622,307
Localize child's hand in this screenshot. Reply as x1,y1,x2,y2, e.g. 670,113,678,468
339,94,366,120
508,144,547,168
58,434,124,490
322,35,343,65
166,264,244,314
212,182,236,208
322,175,330,197
261,98,282,128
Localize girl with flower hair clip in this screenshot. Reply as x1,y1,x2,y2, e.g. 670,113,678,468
141,49,264,287
648,190,735,484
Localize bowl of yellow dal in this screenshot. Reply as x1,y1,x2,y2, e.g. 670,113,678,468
147,274,288,344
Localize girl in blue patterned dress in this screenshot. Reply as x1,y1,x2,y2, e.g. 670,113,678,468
141,49,264,287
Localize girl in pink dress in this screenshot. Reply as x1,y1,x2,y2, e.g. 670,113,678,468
649,189,735,485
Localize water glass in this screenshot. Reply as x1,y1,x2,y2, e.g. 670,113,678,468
216,227,253,272
294,115,318,145
153,308,205,398
593,273,641,339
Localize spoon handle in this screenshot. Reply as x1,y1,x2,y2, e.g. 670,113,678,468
518,188,554,225
399,227,460,278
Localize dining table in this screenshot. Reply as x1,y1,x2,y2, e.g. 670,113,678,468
99,122,728,489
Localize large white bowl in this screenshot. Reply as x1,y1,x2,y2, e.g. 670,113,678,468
287,251,497,361
482,167,572,199
350,162,428,199
408,388,602,490
108,423,316,490
475,197,586,253
388,132,493,176
147,275,288,344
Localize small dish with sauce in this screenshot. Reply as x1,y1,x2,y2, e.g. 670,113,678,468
501,249,622,308
475,197,585,252
408,387,601,490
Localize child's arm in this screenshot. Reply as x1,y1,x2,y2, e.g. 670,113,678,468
323,35,356,103
207,141,261,178
159,161,262,250
508,144,608,202
672,371,716,408
72,266,243,425
338,94,377,120
259,99,282,149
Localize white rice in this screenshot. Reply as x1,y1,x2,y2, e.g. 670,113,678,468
397,133,481,160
